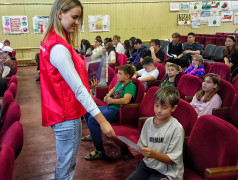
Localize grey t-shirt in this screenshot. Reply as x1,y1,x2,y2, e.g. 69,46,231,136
138,116,184,180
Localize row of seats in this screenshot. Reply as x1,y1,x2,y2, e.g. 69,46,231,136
109,85,238,179
0,75,23,180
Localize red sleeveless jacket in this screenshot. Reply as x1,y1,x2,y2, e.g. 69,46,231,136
40,30,90,126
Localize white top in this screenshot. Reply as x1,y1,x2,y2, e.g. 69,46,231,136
138,68,159,88
190,93,222,118
50,44,100,117
91,46,103,60
108,51,116,62
138,117,184,180
115,42,125,54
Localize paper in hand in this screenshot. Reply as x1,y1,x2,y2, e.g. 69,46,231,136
117,136,140,151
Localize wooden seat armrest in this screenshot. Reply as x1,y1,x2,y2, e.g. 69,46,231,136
4,77,11,80
120,103,140,108
212,107,230,113
205,165,238,177
147,80,161,85
139,117,149,123
0,97,3,100
96,86,109,90
184,136,189,144
184,96,193,103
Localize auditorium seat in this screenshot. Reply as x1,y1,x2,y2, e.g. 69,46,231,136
202,44,217,61
203,61,211,75
8,82,17,100
184,115,238,180
180,35,187,44
212,46,226,62
147,62,165,90
231,74,238,94
215,37,226,46
7,75,18,88
0,90,14,126
195,36,205,45
177,75,203,100
209,62,231,81
204,37,216,49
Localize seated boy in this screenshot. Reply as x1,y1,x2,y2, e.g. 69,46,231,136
127,86,184,180
160,62,181,87
84,64,137,160
133,56,159,88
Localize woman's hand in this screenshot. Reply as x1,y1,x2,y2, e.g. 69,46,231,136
100,120,116,137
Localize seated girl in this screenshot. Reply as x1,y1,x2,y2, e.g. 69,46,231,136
0,46,15,78
160,62,181,87
190,73,222,118
185,54,205,76
103,42,116,66
91,37,103,60
82,40,92,58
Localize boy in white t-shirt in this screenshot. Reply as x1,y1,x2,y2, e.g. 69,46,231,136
127,86,184,180
133,56,159,88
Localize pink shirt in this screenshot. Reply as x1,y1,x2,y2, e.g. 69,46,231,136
190,93,222,118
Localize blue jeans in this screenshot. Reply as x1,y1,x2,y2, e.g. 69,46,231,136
84,106,119,151
51,118,82,180
127,161,169,180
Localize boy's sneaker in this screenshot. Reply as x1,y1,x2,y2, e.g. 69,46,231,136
84,150,106,161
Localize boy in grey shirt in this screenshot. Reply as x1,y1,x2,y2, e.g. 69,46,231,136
127,86,184,180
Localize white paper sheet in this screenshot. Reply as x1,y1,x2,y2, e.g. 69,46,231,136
117,136,140,151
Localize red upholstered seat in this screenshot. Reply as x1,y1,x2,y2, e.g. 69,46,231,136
216,38,226,46
0,90,14,125
8,82,17,100
116,54,127,67
184,115,238,180
204,37,216,49
0,145,15,180
180,36,187,44
107,66,115,86
177,75,203,100
203,61,211,75
209,62,231,81
0,102,21,139
7,75,18,88
12,49,16,57
0,121,23,158
195,36,205,45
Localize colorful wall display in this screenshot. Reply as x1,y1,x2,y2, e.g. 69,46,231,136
2,16,28,34
33,16,49,34
208,16,221,26
88,15,110,32
178,13,191,25
170,3,180,11
221,11,233,22
234,11,238,24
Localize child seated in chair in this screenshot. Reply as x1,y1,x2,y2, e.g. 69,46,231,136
160,62,181,87
0,47,15,78
127,86,184,180
133,56,159,88
185,54,205,76
190,73,222,118
84,64,137,160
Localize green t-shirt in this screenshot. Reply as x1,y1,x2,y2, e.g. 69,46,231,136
109,80,136,111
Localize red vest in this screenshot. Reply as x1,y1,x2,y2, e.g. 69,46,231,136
40,30,90,126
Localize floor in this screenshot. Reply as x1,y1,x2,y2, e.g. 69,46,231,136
13,66,137,180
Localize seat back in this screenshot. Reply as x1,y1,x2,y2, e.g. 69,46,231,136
12,60,17,76
232,74,238,94
131,78,145,103
202,44,217,58
7,75,17,88
213,46,226,62
139,87,159,118
8,82,17,100
230,95,238,128
177,75,203,99
0,145,15,180
195,36,205,45
0,121,23,158
154,63,166,80
78,53,84,60
0,90,14,122
218,79,235,107
0,102,21,139
209,62,231,81
175,70,185,87
107,66,115,86
116,54,127,66
216,37,226,46
12,49,16,57
203,61,211,75
204,37,216,49
172,99,197,136
187,115,238,178
180,36,187,44
108,73,119,91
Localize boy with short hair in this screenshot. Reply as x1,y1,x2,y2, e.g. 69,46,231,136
84,64,137,160
127,86,184,180
133,56,159,88
160,62,181,87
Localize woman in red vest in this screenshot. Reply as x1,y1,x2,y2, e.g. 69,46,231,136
40,0,115,179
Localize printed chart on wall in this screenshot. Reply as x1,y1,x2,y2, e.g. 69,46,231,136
88,15,110,32
178,13,191,25
33,16,49,34
2,16,28,34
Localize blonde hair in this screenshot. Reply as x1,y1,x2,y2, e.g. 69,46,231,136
196,73,220,103
192,54,204,67
41,0,83,49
